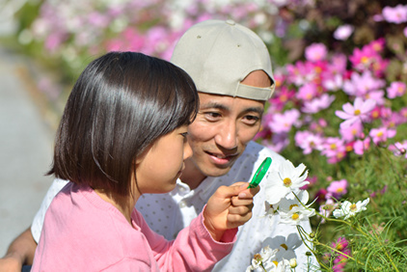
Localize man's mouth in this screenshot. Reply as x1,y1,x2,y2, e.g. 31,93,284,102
205,151,239,165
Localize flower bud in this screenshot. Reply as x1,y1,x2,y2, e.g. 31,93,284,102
289,258,297,268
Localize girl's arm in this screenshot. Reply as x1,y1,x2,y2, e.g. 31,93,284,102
136,182,258,271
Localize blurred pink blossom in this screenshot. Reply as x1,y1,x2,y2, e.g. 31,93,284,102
343,71,386,97
387,81,406,99
297,82,318,101
267,109,301,134
302,94,335,114
321,137,347,163
369,127,397,145
305,43,328,62
389,141,407,158
327,179,348,199
353,138,371,155
382,4,407,24
295,131,324,154
335,97,376,129
339,121,363,142
333,24,354,40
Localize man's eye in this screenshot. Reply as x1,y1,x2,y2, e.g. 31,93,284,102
243,115,260,124
205,112,221,120
181,132,188,138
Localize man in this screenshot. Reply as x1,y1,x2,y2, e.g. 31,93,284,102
1,20,316,271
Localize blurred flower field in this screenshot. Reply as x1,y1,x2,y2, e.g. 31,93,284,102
4,0,407,270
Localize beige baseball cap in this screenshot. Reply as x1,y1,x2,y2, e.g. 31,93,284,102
171,19,275,101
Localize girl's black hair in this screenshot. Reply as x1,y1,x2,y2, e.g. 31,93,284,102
48,51,199,196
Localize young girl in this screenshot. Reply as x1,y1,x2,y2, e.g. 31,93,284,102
31,52,258,271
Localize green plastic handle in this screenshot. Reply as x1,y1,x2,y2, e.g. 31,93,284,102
248,157,272,188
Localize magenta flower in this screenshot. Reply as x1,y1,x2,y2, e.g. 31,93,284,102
333,24,354,40
343,71,386,97
267,109,301,134
382,4,407,24
321,137,347,163
295,131,324,154
335,97,376,129
387,81,406,99
353,138,371,155
297,82,318,101
322,74,344,91
327,179,348,199
339,121,363,142
369,127,397,145
302,94,335,114
305,43,328,62
389,141,407,158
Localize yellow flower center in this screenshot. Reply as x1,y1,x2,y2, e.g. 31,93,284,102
292,213,300,220
377,131,384,137
330,143,337,150
354,109,361,115
350,203,357,212
280,94,287,102
283,177,292,187
361,56,369,64
273,261,279,266
289,204,299,210
254,253,262,262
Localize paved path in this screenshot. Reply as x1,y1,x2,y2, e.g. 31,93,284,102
0,46,55,256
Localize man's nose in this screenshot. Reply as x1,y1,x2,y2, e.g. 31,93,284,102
214,121,238,150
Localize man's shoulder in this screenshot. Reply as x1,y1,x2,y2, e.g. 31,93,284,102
239,141,285,165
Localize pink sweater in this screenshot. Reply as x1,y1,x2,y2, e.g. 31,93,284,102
32,183,237,271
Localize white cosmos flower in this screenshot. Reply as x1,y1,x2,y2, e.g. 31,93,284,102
246,246,279,272
264,160,309,205
278,190,316,225
333,198,370,220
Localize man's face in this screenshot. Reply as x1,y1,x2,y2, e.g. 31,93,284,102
183,70,271,184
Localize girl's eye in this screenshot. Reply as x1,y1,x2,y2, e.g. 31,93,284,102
181,132,188,138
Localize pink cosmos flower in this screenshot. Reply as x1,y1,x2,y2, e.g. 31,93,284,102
389,141,407,158
387,81,406,99
382,4,407,24
294,131,324,154
333,24,354,40
353,138,371,155
322,74,344,91
297,82,319,101
327,179,348,199
269,86,296,112
262,132,290,153
332,237,351,272
302,94,335,114
369,127,397,145
267,109,301,134
335,97,376,129
305,43,328,62
321,137,347,163
339,121,363,142
343,71,386,97
286,61,316,86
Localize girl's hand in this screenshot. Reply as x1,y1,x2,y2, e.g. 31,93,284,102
203,182,260,241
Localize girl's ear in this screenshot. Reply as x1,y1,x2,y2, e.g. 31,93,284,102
134,144,152,164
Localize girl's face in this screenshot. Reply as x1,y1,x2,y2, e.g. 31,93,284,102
135,125,192,194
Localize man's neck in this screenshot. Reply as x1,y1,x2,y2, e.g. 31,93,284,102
180,159,207,190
